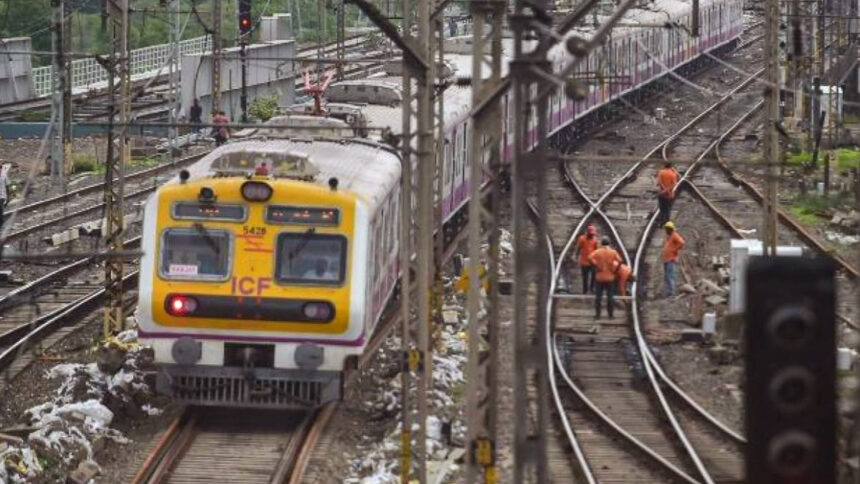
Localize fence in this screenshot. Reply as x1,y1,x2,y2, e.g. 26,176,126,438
32,35,211,97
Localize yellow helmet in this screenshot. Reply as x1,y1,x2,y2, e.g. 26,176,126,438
664,221,675,230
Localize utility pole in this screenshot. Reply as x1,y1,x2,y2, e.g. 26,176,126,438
212,0,223,114
317,0,324,75
239,0,251,123
764,0,780,254
510,0,551,479
398,0,435,480
103,0,129,337
51,0,71,182
465,0,504,481
169,0,180,160
336,0,345,80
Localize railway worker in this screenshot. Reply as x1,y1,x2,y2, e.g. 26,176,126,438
662,221,686,297
213,110,230,146
255,162,269,176
189,98,202,133
656,162,679,225
588,237,623,319
616,262,636,298
574,224,599,294
304,259,337,281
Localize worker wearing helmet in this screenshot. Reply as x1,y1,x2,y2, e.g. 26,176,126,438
662,221,685,296
656,162,679,225
617,262,636,297
575,224,599,294
588,237,623,319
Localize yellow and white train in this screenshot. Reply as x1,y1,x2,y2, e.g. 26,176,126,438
138,140,401,407
137,0,744,408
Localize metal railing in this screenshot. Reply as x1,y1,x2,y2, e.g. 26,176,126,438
32,35,211,97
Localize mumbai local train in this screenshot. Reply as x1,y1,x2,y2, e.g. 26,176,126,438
137,0,743,408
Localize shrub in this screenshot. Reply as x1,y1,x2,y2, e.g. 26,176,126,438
72,154,100,174
248,93,280,122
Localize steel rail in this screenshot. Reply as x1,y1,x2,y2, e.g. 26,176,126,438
0,235,142,315
544,63,767,483
0,268,139,371
4,151,207,221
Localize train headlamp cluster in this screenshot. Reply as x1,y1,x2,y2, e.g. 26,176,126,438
302,302,333,321
167,295,199,316
241,181,273,201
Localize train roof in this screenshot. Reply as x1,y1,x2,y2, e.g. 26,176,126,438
359,0,716,135
179,139,401,210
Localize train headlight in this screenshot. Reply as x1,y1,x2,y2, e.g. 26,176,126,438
166,295,199,316
302,302,334,321
241,181,273,201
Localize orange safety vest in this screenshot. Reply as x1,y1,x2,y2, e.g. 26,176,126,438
576,234,599,267
617,264,632,296
662,231,686,262
657,168,678,199
588,247,622,283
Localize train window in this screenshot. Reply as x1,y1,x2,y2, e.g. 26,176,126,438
275,232,347,285
160,228,232,280
172,202,246,222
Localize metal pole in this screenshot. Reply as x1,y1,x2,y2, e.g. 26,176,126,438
212,0,223,114
103,0,129,337
241,39,248,122
51,0,66,183
169,0,179,160
764,0,780,254
511,0,551,480
465,0,504,482
336,0,345,80
398,0,434,480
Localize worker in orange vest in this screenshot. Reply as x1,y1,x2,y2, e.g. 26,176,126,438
574,224,599,294
588,237,623,319
656,162,679,225
616,262,636,297
662,221,686,296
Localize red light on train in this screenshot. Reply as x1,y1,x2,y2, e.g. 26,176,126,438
241,181,272,201
166,295,199,316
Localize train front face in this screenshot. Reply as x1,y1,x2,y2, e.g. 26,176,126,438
138,174,368,409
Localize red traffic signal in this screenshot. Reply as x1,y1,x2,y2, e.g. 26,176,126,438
239,0,252,35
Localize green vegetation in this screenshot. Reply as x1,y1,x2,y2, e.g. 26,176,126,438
785,150,813,166
835,148,860,171
784,149,859,171
248,93,280,122
72,153,100,174
790,191,854,224
0,0,414,66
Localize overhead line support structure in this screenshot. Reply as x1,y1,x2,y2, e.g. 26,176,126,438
51,0,72,180
343,0,436,481
465,0,504,482
103,0,130,337
764,0,781,253
510,2,551,480
212,0,223,113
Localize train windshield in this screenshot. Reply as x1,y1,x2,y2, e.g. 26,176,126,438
160,228,232,280
275,232,347,285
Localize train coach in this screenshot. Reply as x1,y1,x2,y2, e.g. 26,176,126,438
137,140,401,407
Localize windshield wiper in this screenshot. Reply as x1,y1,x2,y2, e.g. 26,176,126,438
287,227,316,261
193,223,221,256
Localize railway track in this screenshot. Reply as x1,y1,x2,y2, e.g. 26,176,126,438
542,29,855,483
542,67,761,483
0,155,211,380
